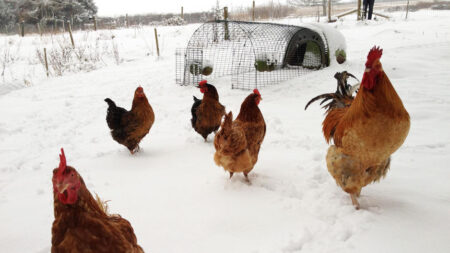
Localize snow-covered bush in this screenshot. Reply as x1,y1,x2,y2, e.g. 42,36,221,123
162,16,187,26
36,37,103,76
0,39,21,80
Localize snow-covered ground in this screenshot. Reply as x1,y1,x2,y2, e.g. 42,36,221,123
1,10,449,253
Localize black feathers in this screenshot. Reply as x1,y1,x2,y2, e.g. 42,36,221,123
305,71,360,111
191,96,202,128
105,98,128,131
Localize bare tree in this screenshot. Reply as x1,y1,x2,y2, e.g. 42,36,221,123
288,0,327,16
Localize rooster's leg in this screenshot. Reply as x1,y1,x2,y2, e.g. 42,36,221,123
229,172,234,179
350,193,360,210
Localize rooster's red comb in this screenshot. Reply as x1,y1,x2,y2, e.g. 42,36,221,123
365,46,383,68
199,80,207,87
253,89,261,96
58,148,67,173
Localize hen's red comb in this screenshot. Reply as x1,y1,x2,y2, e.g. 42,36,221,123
199,80,207,87
253,89,261,96
365,46,383,68
58,148,67,173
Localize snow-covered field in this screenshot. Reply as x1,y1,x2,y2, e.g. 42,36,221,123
1,10,449,253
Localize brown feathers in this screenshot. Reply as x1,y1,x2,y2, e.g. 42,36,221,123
192,83,225,141
52,165,144,253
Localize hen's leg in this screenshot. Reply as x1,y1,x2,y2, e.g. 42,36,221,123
350,193,360,210
243,172,250,183
229,172,234,179
130,145,140,155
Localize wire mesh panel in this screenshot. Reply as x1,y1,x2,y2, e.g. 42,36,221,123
183,47,204,86
175,48,185,85
178,20,332,90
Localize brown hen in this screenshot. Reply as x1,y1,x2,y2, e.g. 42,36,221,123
51,149,144,253
105,86,155,154
191,80,225,141
214,89,266,181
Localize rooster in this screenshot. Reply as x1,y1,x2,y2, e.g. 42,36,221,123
214,89,266,181
51,148,144,253
191,80,225,141
305,47,410,209
105,86,155,154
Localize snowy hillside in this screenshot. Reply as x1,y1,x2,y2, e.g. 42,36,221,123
0,10,449,253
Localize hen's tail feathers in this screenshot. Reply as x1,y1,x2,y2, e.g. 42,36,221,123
222,111,233,130
305,71,359,111
104,98,116,108
191,96,202,128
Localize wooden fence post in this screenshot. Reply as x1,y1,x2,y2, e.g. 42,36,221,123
317,7,320,22
328,0,331,22
37,23,42,36
44,48,49,77
154,28,160,57
181,7,184,19
126,14,129,28
68,22,75,48
224,7,230,40
357,0,362,20
20,22,25,37
405,0,410,20
94,16,97,31
252,1,255,21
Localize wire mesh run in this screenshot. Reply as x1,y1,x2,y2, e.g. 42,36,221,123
176,20,330,90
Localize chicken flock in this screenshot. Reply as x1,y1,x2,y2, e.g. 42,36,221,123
51,47,409,252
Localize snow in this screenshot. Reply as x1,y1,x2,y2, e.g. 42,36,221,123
1,10,450,253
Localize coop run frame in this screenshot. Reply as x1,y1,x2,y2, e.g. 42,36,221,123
176,20,344,90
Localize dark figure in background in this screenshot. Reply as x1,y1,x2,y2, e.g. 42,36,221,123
363,0,375,20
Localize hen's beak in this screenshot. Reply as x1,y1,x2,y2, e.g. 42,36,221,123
58,183,70,194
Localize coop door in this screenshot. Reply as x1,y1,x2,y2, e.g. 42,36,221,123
290,41,322,69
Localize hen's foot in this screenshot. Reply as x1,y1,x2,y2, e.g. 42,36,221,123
130,145,140,155
350,193,360,210
243,172,251,183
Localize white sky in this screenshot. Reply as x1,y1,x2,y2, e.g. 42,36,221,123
95,0,286,16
